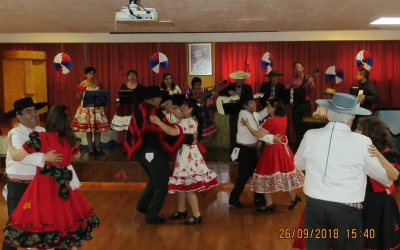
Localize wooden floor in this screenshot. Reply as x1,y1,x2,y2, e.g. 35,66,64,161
71,145,239,183
1,181,400,250
1,146,400,250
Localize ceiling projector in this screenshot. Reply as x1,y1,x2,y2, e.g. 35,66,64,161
115,0,158,22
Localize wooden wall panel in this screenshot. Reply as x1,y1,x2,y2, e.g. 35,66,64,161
0,50,47,135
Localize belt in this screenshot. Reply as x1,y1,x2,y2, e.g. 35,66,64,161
237,142,256,148
7,177,32,184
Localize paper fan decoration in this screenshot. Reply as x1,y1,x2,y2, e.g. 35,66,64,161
53,53,72,74
325,66,344,84
356,50,373,71
149,52,169,73
261,52,274,74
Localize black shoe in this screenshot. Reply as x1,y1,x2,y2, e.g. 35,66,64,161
229,200,245,208
95,147,105,155
254,198,266,206
184,215,203,225
256,203,275,213
146,217,166,224
170,210,188,220
288,194,301,210
136,208,147,214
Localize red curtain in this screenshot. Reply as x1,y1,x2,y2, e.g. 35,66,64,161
0,43,187,121
215,41,400,111
1,41,400,124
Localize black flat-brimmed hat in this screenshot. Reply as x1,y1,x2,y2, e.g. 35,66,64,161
3,97,47,119
265,70,283,77
137,86,168,100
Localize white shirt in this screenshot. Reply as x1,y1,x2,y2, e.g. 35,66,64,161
6,123,45,179
294,122,392,203
6,123,81,189
236,108,273,145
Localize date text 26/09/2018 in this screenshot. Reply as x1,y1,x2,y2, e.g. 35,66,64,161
278,228,375,239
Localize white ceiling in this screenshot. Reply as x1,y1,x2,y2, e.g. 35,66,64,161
1,0,400,34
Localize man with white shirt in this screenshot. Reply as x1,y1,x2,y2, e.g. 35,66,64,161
228,94,282,208
294,93,398,250
2,97,65,250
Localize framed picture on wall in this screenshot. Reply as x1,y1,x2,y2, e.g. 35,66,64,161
188,43,212,76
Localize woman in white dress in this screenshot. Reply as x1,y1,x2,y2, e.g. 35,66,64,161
150,98,219,225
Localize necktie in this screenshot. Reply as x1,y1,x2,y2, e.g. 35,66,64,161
236,86,242,97
271,85,275,98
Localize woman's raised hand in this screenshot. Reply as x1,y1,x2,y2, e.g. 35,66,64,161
368,144,378,157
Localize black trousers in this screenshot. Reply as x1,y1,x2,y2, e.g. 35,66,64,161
229,114,239,151
229,144,264,202
2,180,30,250
136,148,170,223
292,101,311,149
304,196,363,250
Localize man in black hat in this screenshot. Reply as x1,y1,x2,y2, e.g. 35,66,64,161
259,70,285,108
126,86,194,224
3,97,63,250
229,94,282,208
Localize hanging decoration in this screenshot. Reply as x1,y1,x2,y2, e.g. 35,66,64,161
356,50,373,71
149,52,169,73
53,52,72,74
325,66,344,84
114,169,128,179
261,52,274,74
119,66,125,76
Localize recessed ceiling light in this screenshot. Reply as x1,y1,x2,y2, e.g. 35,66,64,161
371,18,400,25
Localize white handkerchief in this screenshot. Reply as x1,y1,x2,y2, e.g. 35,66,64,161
67,165,81,190
2,184,7,201
145,152,154,162
231,147,240,161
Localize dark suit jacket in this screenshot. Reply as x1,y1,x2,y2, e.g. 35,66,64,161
259,81,285,107
219,83,253,97
358,79,379,111
218,83,253,115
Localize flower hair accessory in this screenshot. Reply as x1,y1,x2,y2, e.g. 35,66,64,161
65,109,70,114
273,101,278,106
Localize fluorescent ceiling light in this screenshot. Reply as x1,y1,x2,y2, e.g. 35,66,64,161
371,18,400,25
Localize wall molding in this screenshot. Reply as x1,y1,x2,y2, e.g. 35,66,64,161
1,30,400,43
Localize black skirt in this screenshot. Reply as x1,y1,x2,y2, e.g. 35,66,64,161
362,191,400,250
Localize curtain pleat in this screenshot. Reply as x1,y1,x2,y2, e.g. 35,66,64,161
1,41,400,126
